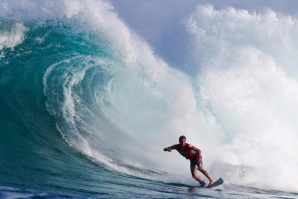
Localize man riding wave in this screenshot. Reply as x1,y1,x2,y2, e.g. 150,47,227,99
163,135,214,187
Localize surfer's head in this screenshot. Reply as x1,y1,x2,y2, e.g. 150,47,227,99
179,135,186,141
179,135,186,146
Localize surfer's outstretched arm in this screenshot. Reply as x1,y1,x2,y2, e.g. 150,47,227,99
163,147,173,152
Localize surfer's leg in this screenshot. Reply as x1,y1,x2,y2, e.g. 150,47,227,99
190,167,205,186
197,164,214,187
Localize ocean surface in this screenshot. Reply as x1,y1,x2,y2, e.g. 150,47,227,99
1,1,298,198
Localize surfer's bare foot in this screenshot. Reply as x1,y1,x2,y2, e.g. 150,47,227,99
207,180,214,187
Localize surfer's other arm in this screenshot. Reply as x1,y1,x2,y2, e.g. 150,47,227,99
192,146,202,157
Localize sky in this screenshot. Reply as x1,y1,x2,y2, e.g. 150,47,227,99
108,0,298,67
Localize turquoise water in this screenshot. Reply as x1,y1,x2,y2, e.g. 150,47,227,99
1,1,298,198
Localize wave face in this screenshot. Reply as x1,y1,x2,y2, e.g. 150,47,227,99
1,0,298,197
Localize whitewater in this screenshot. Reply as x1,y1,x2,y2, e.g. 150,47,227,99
0,0,298,198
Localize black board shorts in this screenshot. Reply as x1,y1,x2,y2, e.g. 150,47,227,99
190,155,203,169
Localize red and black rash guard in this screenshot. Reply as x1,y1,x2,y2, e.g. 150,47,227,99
171,143,197,159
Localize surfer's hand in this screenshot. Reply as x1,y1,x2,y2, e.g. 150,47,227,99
164,148,171,152
199,157,203,164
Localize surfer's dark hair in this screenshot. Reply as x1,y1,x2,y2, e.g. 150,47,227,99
179,135,186,141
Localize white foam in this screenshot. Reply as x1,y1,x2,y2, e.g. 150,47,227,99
0,23,27,50
186,5,298,191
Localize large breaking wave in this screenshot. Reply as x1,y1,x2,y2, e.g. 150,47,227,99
0,0,298,193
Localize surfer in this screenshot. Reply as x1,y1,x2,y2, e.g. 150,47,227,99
163,135,214,187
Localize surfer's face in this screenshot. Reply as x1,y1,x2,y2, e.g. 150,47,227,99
179,138,186,146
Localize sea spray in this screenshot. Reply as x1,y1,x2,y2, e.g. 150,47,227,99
186,5,298,191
